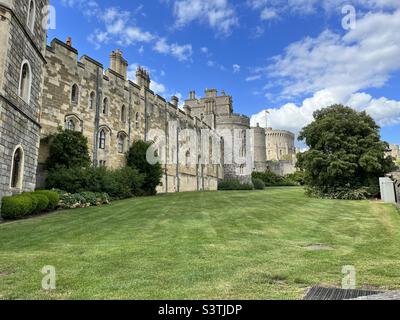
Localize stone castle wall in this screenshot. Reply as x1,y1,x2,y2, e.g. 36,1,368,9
0,0,48,201
38,39,223,193
390,144,400,160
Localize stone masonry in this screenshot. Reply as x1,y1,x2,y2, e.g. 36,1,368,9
0,0,48,202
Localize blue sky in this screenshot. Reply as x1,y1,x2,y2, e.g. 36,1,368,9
50,0,400,146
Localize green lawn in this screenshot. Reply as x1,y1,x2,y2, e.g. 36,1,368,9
1,187,400,300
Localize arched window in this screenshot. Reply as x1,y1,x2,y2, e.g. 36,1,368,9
99,129,106,150
18,61,31,103
11,147,24,189
121,105,127,123
239,165,245,175
66,118,75,131
71,84,79,104
102,98,108,115
27,0,36,33
89,91,95,109
135,112,140,129
117,133,127,154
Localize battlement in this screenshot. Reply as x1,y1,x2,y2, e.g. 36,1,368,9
266,128,295,139
216,113,250,128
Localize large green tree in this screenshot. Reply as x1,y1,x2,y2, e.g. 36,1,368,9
126,140,163,195
297,105,395,196
45,129,91,170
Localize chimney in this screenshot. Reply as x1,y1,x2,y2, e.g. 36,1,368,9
66,37,72,47
136,67,151,89
171,96,179,108
183,105,191,116
109,49,128,79
189,91,196,100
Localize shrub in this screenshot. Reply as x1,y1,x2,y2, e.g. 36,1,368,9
102,167,144,199
30,193,49,214
126,140,163,195
218,179,253,191
55,190,111,210
95,193,111,205
252,178,265,190
45,129,91,170
79,192,97,206
284,171,305,186
46,166,143,200
1,195,33,219
252,170,298,187
305,186,371,200
35,190,60,210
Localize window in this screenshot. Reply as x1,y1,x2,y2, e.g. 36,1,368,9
71,84,79,104
18,61,31,103
185,151,190,167
89,91,95,109
99,129,106,150
99,160,106,167
117,133,127,154
102,98,108,115
239,165,245,175
121,105,127,123
135,112,140,129
66,118,75,131
11,147,24,189
27,0,35,32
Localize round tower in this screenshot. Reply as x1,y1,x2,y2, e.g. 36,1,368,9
251,124,267,172
265,128,295,161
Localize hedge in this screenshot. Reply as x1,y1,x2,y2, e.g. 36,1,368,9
1,190,60,220
218,179,254,191
252,178,265,190
35,190,60,210
1,195,33,219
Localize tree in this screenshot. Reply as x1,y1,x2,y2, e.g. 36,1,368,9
45,128,91,170
297,105,395,197
126,140,163,195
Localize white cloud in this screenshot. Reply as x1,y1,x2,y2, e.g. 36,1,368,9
250,10,400,137
260,8,279,21
173,0,238,36
251,88,400,139
246,75,262,82
233,64,241,73
265,10,400,98
247,0,400,23
150,80,167,95
63,1,192,62
153,38,193,61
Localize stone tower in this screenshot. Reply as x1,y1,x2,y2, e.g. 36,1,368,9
0,0,49,201
251,123,267,172
184,89,252,183
109,49,128,79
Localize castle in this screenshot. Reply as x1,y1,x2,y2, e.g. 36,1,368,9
389,144,400,161
0,0,297,202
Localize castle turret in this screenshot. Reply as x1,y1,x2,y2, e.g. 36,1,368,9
109,49,128,79
251,124,267,172
136,66,151,89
